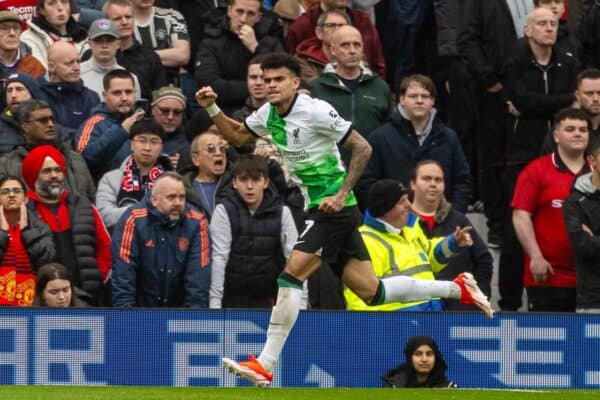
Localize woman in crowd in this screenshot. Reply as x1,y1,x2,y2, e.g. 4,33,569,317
0,176,55,306
21,0,88,67
381,335,457,388
410,159,493,310
33,263,81,307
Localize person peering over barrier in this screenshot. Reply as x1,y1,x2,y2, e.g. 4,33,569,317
381,335,458,388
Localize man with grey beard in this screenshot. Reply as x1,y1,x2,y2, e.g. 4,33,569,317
21,145,112,305
0,99,96,201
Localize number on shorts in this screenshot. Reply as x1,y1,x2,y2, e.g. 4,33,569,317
299,219,315,239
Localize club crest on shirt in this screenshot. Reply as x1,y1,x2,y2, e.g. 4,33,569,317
178,237,189,251
292,127,300,144
156,28,167,41
328,109,344,130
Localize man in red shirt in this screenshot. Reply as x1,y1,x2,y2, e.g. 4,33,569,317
512,107,590,311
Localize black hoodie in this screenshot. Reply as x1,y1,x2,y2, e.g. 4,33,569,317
381,336,457,388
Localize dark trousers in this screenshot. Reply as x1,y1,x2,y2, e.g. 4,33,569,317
447,59,478,198
527,287,577,312
498,165,525,311
477,92,509,235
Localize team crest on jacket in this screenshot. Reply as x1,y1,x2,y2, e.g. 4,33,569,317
178,237,189,251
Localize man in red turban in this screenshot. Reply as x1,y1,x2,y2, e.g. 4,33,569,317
23,144,111,305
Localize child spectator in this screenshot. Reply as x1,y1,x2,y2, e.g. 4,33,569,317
209,154,298,308
32,262,82,306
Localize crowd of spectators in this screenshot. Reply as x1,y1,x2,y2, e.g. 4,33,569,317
0,0,597,313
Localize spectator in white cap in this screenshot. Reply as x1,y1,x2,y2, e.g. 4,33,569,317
80,18,141,99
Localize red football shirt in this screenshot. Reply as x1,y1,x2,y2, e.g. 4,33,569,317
0,0,36,22
512,153,588,288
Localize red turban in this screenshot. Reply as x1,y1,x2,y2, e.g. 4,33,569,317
21,145,66,190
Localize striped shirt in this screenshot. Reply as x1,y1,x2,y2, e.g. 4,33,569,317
134,6,189,50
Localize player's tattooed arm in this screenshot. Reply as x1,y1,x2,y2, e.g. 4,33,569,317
340,130,372,197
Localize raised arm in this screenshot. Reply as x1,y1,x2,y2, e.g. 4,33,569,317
195,86,254,148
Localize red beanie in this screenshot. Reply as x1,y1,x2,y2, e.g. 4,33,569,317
21,145,66,190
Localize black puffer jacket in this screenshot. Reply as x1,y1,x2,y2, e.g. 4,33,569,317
194,14,283,111
563,172,600,308
0,210,56,270
220,185,285,308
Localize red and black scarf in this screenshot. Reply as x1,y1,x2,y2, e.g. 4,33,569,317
116,155,173,207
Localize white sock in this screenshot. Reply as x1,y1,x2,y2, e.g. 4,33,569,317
258,286,304,372
381,276,461,303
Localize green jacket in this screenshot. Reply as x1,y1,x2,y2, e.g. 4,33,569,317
309,63,391,139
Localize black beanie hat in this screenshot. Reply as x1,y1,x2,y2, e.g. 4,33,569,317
368,179,408,217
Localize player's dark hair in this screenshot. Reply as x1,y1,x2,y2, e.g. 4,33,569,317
261,53,301,78
231,154,269,180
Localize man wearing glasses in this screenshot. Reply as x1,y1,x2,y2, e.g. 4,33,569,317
150,85,190,171
182,126,229,219
96,119,174,231
0,10,46,82
294,9,349,83
0,99,96,201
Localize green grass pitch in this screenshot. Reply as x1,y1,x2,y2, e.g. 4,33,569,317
0,387,598,400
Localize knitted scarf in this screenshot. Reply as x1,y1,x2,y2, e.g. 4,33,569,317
117,155,172,207
0,224,35,306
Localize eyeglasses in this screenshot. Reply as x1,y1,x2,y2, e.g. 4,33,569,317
39,167,64,176
0,187,23,195
320,22,347,29
156,106,184,117
205,144,227,154
25,115,54,125
0,24,21,33
133,137,163,146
